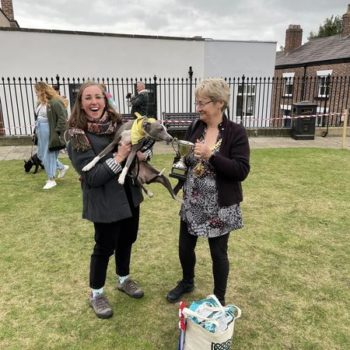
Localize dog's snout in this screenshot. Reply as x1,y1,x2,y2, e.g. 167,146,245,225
165,135,173,144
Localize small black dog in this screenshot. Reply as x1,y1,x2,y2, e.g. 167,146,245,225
24,153,44,174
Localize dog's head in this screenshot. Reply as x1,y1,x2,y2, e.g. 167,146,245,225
24,159,34,173
143,119,173,143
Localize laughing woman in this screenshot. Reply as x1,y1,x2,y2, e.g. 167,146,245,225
166,78,250,306
66,82,146,319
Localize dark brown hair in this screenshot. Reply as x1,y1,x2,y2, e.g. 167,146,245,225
68,81,122,130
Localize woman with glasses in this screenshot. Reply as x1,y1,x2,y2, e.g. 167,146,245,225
166,78,250,306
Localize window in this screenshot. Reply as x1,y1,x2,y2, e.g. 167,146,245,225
280,104,292,128
236,84,256,117
317,76,330,98
282,72,295,97
282,109,292,128
316,70,332,98
283,79,293,96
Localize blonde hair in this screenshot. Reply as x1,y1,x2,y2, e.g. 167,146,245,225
195,78,230,111
68,81,122,130
34,82,65,106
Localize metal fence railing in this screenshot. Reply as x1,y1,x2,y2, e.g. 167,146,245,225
0,74,349,136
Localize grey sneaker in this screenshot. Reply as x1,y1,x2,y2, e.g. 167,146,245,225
117,278,144,299
89,293,113,319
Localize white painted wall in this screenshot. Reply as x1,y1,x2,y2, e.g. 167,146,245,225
204,40,276,77
0,29,204,78
0,29,276,79
0,28,277,135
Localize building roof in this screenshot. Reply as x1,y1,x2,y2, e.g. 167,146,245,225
0,8,9,22
0,9,19,28
0,27,276,45
276,34,350,68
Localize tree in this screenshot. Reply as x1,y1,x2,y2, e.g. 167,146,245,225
308,15,342,40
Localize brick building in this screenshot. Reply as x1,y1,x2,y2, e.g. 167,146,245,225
0,0,19,28
0,0,19,135
273,5,350,127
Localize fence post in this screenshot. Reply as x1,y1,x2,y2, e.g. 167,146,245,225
55,74,60,89
0,97,4,135
188,66,193,113
153,74,157,118
342,109,348,149
240,74,245,125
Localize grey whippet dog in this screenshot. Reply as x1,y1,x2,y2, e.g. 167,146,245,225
82,115,177,199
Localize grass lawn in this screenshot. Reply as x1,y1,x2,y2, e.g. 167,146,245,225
0,148,349,349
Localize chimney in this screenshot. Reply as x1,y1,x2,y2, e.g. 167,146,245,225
1,0,14,20
284,25,303,53
1,0,17,27
342,4,350,37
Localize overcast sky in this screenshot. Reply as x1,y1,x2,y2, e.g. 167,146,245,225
12,0,349,49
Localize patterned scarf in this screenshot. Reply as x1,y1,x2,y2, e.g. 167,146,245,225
67,113,119,151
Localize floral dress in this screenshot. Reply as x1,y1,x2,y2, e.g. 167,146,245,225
180,129,243,238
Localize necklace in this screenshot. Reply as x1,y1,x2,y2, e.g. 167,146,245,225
193,139,222,177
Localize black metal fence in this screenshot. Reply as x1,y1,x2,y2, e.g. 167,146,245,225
0,74,349,136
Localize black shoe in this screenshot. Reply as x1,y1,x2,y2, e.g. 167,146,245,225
166,280,194,303
218,298,226,306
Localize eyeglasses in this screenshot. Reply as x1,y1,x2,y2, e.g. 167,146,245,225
194,100,213,108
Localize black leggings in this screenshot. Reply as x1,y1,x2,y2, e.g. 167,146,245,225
90,206,140,289
179,220,230,301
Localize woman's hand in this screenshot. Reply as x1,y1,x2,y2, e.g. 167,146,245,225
194,140,212,160
136,151,147,161
114,141,131,163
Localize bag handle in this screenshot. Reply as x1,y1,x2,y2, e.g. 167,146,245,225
206,294,242,320
183,308,220,327
183,294,242,321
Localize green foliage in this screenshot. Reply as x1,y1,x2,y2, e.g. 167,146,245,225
308,15,342,40
0,149,350,349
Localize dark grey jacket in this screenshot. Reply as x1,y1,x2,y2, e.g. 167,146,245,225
67,132,143,223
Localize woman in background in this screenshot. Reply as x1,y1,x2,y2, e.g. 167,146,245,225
34,82,69,189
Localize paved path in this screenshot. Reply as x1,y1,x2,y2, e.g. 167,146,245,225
0,136,349,161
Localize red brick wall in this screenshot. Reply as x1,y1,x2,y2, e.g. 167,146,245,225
284,25,302,53
342,5,350,37
1,0,14,20
273,63,350,122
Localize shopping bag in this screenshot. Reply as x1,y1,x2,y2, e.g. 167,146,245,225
178,301,187,350
182,295,241,350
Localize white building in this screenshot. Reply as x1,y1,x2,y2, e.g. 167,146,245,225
0,21,276,135
0,28,276,78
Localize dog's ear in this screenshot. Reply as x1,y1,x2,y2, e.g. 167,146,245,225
142,121,152,132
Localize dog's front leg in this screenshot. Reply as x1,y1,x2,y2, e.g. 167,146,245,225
82,155,100,171
118,147,138,185
82,141,119,172
140,183,154,198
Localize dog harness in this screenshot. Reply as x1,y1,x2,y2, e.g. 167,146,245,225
131,112,156,145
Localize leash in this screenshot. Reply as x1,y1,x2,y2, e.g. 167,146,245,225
29,138,36,158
